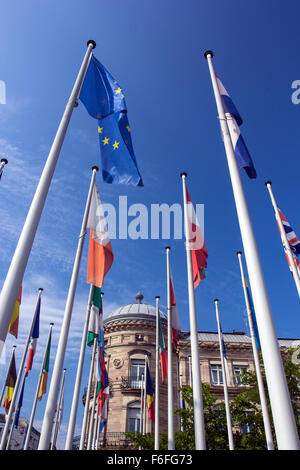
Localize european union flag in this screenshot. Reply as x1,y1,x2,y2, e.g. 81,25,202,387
80,54,143,186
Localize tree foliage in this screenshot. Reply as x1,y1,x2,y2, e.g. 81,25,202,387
124,347,300,450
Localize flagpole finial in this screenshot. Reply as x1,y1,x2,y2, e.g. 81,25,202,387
236,251,242,255
165,246,171,250
1,158,8,164
38,287,43,291
204,50,213,59
265,180,272,186
87,40,96,49
214,298,219,303
50,322,54,326
180,172,187,178
155,295,160,299
92,166,99,172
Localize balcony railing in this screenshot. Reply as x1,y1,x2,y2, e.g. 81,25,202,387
120,376,144,390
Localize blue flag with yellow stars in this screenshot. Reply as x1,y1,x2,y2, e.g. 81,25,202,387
80,54,143,186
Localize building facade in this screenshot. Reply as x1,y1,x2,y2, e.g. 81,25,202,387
82,293,299,448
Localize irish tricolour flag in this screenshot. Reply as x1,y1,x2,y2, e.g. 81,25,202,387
87,181,113,288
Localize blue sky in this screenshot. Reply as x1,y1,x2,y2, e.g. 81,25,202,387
0,0,299,449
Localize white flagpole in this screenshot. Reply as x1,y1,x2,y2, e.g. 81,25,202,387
23,323,54,450
65,284,93,449
204,50,299,450
237,251,274,450
265,181,300,297
165,246,175,450
0,345,16,406
0,288,43,450
79,336,97,450
154,295,160,450
51,368,66,450
139,373,144,434
87,362,98,450
0,41,96,358
143,355,147,435
0,158,8,178
214,299,234,450
180,172,206,450
38,166,98,450
6,366,26,449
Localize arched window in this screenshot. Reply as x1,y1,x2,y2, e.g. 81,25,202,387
127,401,142,433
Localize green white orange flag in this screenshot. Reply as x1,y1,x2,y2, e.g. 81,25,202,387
86,181,113,288
3,349,17,413
87,286,102,347
8,285,22,338
38,328,52,401
158,312,167,384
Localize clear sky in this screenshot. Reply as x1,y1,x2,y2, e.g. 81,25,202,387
0,0,299,449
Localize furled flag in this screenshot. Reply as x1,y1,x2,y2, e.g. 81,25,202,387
169,268,181,350
14,379,25,428
8,284,22,338
216,74,257,179
186,187,208,288
244,278,261,352
87,181,113,288
99,393,108,433
276,208,300,276
38,328,52,401
87,286,102,347
25,296,41,377
3,350,17,413
98,367,109,418
158,313,167,384
146,363,155,423
79,54,143,186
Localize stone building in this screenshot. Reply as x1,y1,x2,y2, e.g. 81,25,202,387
82,292,299,448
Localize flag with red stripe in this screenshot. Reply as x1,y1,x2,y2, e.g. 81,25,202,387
186,187,208,288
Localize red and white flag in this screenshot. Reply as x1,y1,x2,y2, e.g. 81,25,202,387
186,187,208,288
170,269,180,349
87,181,114,287
25,296,41,377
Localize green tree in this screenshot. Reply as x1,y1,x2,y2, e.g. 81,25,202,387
124,347,300,450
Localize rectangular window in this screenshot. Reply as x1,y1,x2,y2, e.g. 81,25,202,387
210,364,223,386
130,359,145,388
233,365,248,386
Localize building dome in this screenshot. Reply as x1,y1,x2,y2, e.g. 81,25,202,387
104,292,167,325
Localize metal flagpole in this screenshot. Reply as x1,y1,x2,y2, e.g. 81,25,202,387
6,367,26,449
0,158,8,178
180,172,206,450
79,336,97,450
237,251,274,450
87,363,98,450
154,296,160,450
0,288,43,450
0,345,16,406
139,373,144,434
188,355,192,387
65,284,93,449
39,166,98,450
204,50,299,450
23,323,54,450
0,40,96,357
265,181,300,297
143,355,147,435
51,368,66,450
214,299,234,450
165,246,175,450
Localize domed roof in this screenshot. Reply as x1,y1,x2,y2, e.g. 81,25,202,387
104,292,167,325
